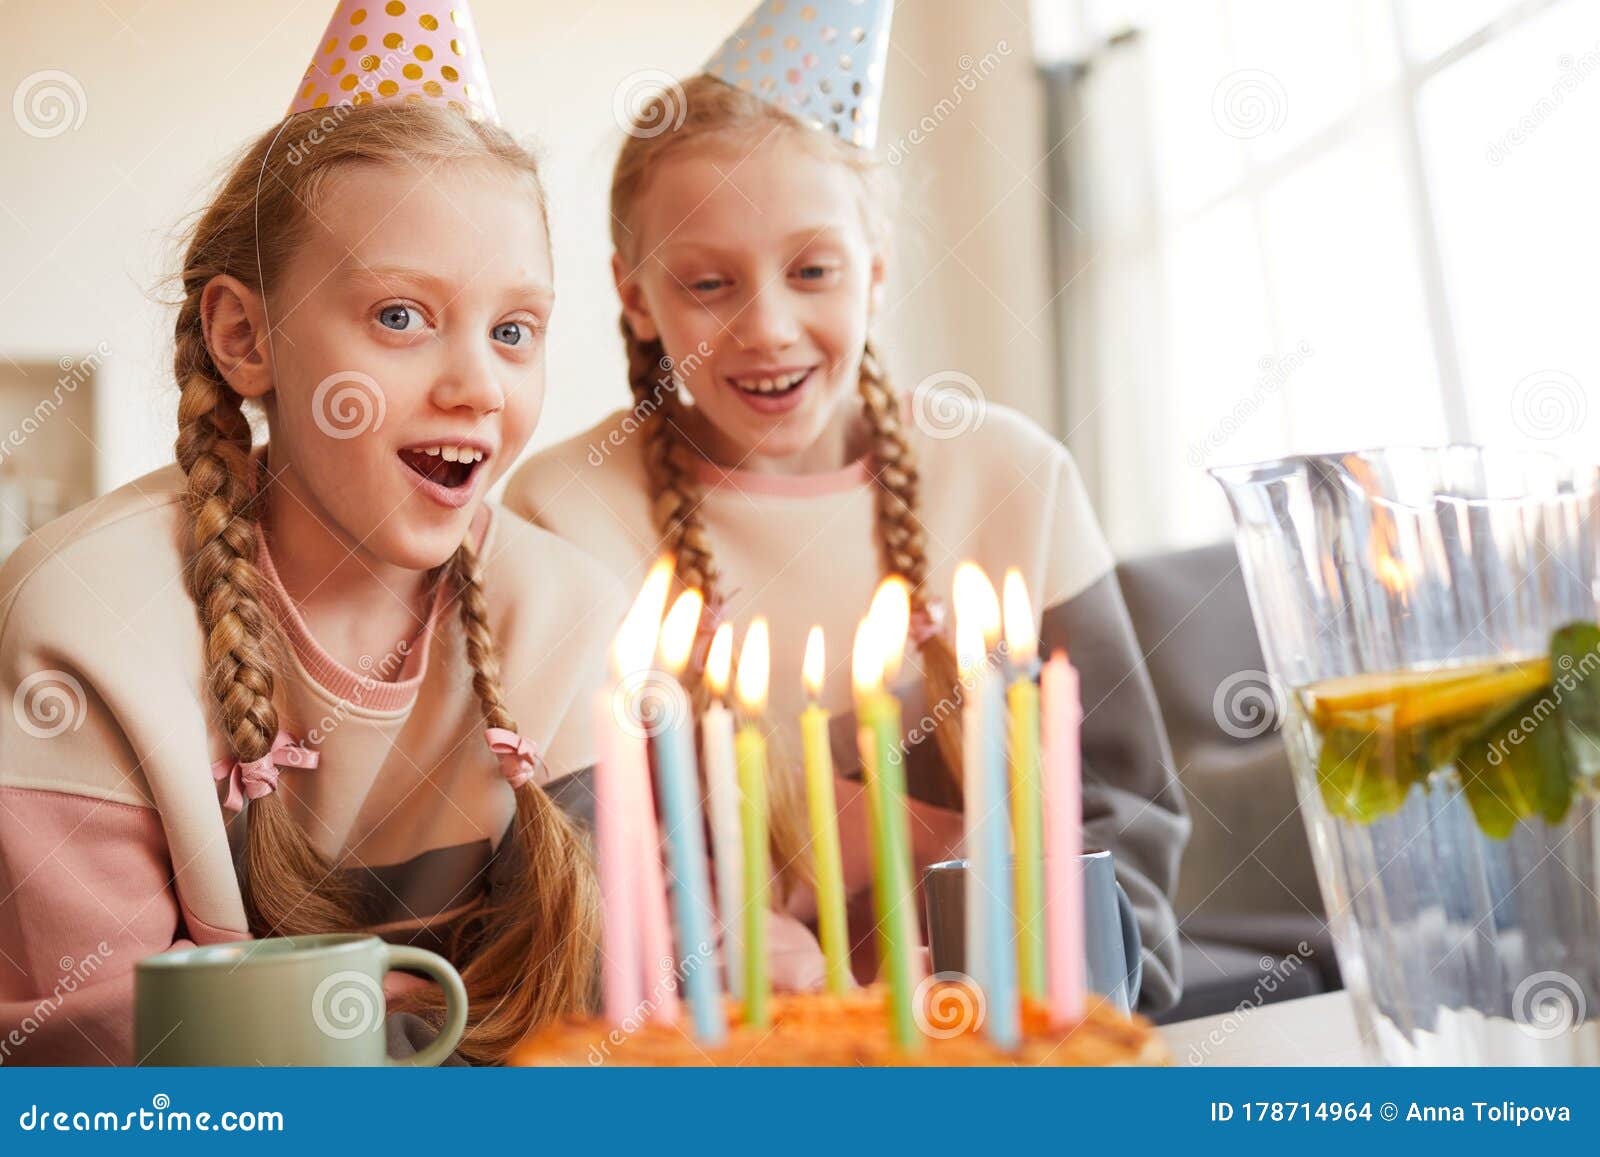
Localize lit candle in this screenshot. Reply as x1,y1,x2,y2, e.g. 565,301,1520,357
701,622,744,1000
954,563,1019,1049
800,625,851,994
594,672,640,1026
654,589,725,1043
734,619,772,1027
853,580,922,1051
953,565,990,1000
1003,568,1046,1001
1042,648,1087,1025
604,559,678,1025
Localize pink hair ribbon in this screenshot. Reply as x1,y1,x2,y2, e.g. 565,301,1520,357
909,596,948,648
486,727,541,790
211,731,319,814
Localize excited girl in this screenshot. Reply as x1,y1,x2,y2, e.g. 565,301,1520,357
0,4,620,1064
506,1,1188,1009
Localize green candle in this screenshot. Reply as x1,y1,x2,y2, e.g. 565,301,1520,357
853,591,921,1053
1003,569,1046,1000
734,619,772,1028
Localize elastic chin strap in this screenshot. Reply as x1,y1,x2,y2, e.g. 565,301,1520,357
250,117,294,479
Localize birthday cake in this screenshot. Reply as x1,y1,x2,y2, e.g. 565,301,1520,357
510,983,1168,1067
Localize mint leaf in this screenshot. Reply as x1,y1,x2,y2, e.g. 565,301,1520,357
1553,622,1600,778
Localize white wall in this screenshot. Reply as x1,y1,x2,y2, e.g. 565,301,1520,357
1,0,1054,496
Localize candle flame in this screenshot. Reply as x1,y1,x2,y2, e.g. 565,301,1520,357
952,561,1002,650
658,589,704,676
705,621,734,699
870,577,911,683
803,625,826,699
1002,568,1037,664
735,618,770,713
852,616,882,697
613,556,675,674
957,614,986,678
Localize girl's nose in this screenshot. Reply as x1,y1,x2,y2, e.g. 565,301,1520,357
430,337,507,415
730,283,800,351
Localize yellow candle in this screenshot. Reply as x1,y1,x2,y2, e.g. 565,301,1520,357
801,626,851,994
734,619,772,1028
1004,569,1046,1000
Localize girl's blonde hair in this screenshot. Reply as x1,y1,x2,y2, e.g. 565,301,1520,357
610,77,966,837
173,101,597,1064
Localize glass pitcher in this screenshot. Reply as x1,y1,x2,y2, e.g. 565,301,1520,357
1212,446,1600,1065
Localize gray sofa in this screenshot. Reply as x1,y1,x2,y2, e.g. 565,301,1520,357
1116,542,1341,1022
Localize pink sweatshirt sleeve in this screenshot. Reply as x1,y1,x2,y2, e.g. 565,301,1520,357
0,786,218,1065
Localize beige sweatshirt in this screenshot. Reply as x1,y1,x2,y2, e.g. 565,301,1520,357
0,462,627,1064
504,399,1190,1011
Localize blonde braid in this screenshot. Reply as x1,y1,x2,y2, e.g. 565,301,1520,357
619,317,812,901
172,318,356,935
398,537,599,1062
858,340,966,801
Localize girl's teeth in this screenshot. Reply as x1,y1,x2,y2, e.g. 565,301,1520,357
736,371,807,394
414,446,483,462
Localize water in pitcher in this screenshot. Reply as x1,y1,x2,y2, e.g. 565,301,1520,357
1213,447,1600,1065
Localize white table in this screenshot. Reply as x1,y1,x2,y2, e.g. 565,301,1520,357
1159,991,1368,1066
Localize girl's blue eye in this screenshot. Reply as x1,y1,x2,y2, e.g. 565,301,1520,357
692,277,726,293
378,304,420,331
796,265,835,282
492,321,529,346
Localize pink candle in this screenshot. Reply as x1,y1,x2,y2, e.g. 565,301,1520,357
1041,648,1086,1025
622,724,680,1026
594,690,641,1025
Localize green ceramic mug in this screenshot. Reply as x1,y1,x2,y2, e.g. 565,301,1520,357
135,934,467,1066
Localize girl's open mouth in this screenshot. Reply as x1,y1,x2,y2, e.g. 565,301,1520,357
398,444,488,507
725,367,816,415
727,367,813,398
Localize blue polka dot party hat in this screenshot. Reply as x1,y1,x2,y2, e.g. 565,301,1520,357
704,0,894,148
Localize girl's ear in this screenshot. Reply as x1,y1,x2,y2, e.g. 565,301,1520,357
200,274,274,399
613,252,660,342
867,249,888,319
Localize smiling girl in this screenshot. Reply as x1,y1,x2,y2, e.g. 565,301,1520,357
505,4,1189,1010
0,6,621,1065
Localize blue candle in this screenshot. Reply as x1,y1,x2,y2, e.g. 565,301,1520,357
955,562,1018,1050
654,590,725,1045
977,660,1019,1048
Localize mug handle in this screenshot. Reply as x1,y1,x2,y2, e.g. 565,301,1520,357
1113,881,1144,1011
380,945,469,1067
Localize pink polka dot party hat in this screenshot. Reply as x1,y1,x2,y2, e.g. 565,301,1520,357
704,0,893,148
288,0,498,123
